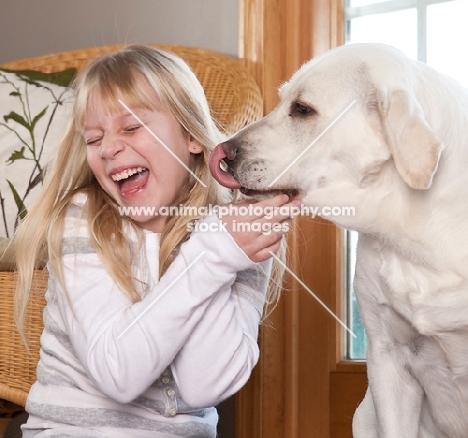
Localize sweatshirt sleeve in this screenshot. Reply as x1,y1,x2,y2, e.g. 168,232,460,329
171,258,271,408
56,200,267,405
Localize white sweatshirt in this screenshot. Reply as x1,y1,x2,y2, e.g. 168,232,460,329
22,193,272,437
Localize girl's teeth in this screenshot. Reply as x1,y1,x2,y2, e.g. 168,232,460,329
112,167,145,181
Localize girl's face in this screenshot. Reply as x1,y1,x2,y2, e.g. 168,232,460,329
84,87,203,233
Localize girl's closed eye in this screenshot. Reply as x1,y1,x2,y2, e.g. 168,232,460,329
86,136,102,146
123,124,143,134
84,124,141,146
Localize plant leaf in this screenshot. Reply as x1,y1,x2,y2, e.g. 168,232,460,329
4,111,30,129
0,67,77,87
7,180,28,220
7,146,26,163
31,106,48,131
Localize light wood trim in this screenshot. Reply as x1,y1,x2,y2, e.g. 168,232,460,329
333,226,346,369
239,0,344,112
330,370,367,436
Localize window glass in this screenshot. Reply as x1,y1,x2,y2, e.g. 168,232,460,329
349,0,393,6
347,8,417,59
427,0,468,87
347,230,367,359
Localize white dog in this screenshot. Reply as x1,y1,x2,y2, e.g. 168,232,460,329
209,43,468,438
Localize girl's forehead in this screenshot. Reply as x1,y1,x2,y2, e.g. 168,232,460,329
80,83,163,126
84,106,135,128
87,86,154,111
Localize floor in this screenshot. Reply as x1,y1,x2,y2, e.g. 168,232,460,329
0,400,24,438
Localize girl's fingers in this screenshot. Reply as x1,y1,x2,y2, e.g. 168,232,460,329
219,195,301,261
233,217,292,261
248,234,285,263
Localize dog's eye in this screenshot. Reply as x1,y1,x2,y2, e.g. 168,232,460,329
289,102,316,118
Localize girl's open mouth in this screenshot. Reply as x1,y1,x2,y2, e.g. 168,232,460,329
112,167,150,196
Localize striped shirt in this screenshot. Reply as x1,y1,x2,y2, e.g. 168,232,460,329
22,193,271,437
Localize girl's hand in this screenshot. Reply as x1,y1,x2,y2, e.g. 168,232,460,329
219,194,301,262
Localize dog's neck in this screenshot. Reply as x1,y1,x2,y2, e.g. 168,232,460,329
355,172,468,271
306,158,468,271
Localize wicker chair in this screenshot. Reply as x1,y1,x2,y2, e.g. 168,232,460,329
0,44,263,408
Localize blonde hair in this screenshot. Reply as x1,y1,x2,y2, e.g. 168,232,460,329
14,44,284,338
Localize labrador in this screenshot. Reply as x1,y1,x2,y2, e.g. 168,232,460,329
209,43,468,438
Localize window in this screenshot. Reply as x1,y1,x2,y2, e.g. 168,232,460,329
344,0,468,359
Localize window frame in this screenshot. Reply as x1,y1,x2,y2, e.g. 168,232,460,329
344,0,455,62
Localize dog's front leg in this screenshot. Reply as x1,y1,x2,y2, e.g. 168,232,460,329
353,337,424,438
354,239,424,438
364,332,424,438
353,387,379,437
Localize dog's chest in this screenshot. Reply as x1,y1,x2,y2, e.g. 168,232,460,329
355,239,467,362
372,248,462,324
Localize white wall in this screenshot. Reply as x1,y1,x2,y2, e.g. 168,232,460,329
0,0,239,63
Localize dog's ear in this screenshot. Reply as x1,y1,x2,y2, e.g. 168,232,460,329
379,89,443,190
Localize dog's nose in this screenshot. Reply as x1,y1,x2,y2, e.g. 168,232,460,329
221,140,238,161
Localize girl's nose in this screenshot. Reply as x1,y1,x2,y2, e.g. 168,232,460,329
100,135,125,158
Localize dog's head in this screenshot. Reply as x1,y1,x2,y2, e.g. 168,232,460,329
209,43,444,230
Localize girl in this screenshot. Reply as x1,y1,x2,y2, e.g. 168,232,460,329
14,45,296,437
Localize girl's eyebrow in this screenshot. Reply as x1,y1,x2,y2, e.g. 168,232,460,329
83,111,146,132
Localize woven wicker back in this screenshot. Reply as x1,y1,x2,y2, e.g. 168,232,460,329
0,44,263,407
0,271,47,406
0,44,263,135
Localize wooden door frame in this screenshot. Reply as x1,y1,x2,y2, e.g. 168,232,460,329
239,0,343,114
235,1,367,437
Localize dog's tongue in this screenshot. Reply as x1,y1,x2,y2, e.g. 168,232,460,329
209,144,241,189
